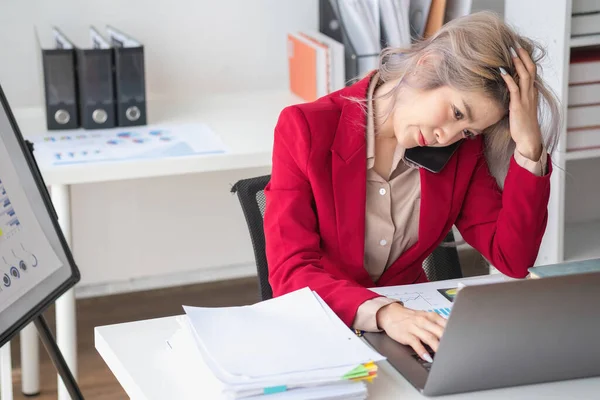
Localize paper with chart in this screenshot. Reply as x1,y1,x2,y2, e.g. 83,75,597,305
370,274,511,319
372,284,455,318
29,122,227,167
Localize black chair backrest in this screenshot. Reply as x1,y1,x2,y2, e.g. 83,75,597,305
423,230,463,281
231,175,272,301
232,175,462,301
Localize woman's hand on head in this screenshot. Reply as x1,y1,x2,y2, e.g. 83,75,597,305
376,302,447,362
500,44,543,161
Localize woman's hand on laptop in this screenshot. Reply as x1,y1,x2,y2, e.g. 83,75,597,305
376,303,447,362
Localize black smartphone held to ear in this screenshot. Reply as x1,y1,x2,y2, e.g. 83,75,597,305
404,140,463,173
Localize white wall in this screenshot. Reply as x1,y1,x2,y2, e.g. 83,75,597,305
0,0,317,296
0,0,317,108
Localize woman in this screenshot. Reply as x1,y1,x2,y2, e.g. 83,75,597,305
263,11,560,362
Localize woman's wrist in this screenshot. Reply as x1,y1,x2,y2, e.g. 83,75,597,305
515,138,543,161
376,302,404,330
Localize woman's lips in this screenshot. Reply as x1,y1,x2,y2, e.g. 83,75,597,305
418,131,427,147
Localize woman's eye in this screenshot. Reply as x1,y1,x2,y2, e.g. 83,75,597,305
453,106,464,120
463,129,476,139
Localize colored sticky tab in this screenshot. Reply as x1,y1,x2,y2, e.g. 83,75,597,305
264,385,287,395
344,362,379,381
350,372,378,382
343,364,369,380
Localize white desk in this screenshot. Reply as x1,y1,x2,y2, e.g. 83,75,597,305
95,315,600,400
10,90,302,399
14,90,300,185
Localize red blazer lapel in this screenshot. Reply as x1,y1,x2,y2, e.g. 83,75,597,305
330,77,372,284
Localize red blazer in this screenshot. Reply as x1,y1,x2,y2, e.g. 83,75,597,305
263,74,552,327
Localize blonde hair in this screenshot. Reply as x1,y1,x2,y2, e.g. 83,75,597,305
375,11,561,188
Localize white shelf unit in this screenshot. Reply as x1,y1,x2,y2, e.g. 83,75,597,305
565,220,600,261
570,33,600,48
505,0,600,266
565,148,600,161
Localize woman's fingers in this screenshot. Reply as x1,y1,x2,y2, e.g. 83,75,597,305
411,325,441,352
407,336,434,363
510,46,530,97
515,44,537,79
499,68,520,105
425,311,448,329
416,313,445,339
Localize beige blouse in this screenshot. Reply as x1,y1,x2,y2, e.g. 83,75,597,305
353,73,548,332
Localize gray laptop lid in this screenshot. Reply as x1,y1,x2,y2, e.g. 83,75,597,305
424,271,600,396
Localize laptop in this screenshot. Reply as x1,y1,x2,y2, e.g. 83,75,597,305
363,270,600,396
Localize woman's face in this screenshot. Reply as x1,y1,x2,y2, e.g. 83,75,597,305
391,85,505,149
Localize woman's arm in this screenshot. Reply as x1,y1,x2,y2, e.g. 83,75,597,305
455,147,551,278
264,106,382,327
456,44,554,278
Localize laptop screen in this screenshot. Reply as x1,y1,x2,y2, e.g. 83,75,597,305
0,86,78,345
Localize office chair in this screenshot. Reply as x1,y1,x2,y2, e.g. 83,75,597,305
231,175,273,301
231,175,462,301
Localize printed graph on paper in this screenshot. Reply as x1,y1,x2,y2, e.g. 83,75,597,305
29,123,228,166
372,286,456,319
395,293,452,318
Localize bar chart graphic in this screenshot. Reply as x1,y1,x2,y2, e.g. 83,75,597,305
0,178,21,241
396,293,452,319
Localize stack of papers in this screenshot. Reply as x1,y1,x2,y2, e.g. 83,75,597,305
168,287,385,399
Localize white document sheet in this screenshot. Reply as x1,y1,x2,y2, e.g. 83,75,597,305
165,324,368,400
182,288,384,383
371,274,511,318
29,122,227,167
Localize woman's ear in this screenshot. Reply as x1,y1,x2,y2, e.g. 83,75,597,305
416,53,442,68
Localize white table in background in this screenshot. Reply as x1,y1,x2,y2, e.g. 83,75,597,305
10,90,301,400
94,314,600,400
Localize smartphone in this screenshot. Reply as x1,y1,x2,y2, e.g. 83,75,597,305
403,140,463,173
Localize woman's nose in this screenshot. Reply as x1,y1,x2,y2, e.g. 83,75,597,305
434,128,450,145
435,127,462,146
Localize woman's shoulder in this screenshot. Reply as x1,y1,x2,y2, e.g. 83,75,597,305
274,101,343,147
278,97,342,124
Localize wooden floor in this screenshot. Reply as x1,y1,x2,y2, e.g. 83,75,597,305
7,248,487,399
9,277,261,400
